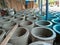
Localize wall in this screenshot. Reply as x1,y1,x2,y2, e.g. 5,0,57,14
5,0,25,11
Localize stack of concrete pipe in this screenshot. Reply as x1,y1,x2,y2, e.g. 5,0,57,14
0,9,57,45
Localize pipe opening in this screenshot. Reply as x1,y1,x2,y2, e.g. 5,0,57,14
21,15,24,17
5,19,10,21
33,28,53,38
18,18,23,21
16,28,27,37
31,17,36,20
37,21,50,26
54,19,60,22
22,21,32,26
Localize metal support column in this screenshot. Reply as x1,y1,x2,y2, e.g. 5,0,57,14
46,0,48,20
41,0,43,16
38,0,42,16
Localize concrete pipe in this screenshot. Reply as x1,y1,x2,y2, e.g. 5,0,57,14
3,16,13,19
0,29,6,43
29,41,52,45
0,22,3,28
52,18,60,24
0,18,6,23
27,16,38,22
9,27,29,45
20,20,34,32
20,20,34,44
13,17,24,23
2,21,16,32
53,24,60,42
35,20,53,28
31,27,56,44
2,18,10,23
16,14,25,18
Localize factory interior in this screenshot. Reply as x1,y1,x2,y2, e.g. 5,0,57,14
0,0,60,45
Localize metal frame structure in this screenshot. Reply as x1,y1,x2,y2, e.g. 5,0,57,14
46,0,48,20
38,0,48,20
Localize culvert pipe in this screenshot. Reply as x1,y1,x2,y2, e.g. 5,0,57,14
9,27,29,45
35,20,53,28
31,27,56,44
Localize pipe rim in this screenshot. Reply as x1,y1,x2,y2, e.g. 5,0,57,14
29,41,52,45
20,21,33,27
52,18,60,24
53,25,60,34
27,16,38,20
0,29,6,37
35,20,52,27
31,27,56,40
11,27,29,39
